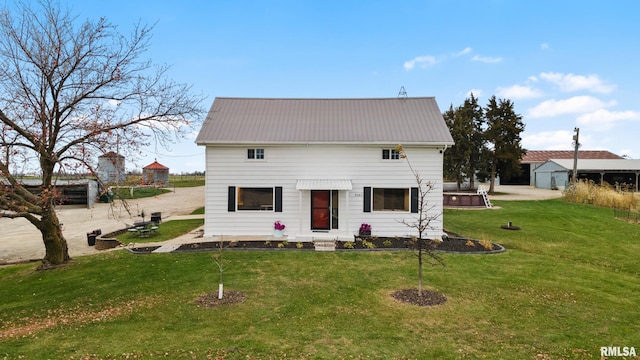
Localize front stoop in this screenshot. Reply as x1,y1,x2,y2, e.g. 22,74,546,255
313,239,336,252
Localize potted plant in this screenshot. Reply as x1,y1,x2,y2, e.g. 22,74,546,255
274,220,286,238
359,223,372,236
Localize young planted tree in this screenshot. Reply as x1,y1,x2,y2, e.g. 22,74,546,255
396,145,445,297
484,96,526,193
0,1,204,268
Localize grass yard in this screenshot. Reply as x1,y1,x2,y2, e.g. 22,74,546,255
115,219,204,244
113,186,172,200
0,199,638,359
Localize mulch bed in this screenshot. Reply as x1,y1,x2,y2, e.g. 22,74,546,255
194,290,246,308
391,288,447,307
129,237,504,254
176,240,315,251
338,236,503,253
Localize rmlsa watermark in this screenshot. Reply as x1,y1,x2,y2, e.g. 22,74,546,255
600,346,637,357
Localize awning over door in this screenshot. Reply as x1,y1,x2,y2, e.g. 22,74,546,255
296,179,353,190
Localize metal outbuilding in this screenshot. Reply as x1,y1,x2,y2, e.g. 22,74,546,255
534,159,640,190
510,150,624,186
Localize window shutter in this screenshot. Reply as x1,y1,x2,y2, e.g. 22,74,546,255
275,186,283,212
228,186,236,212
411,187,419,213
363,187,371,212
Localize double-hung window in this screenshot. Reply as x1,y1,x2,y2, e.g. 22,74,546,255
247,148,265,160
382,148,400,160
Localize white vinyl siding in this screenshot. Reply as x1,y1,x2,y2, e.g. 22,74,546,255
203,144,444,239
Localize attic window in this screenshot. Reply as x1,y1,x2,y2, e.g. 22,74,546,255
247,148,265,160
382,149,399,160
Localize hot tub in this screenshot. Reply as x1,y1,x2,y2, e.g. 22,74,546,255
443,193,486,207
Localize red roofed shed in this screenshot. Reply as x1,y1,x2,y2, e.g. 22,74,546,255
142,160,169,184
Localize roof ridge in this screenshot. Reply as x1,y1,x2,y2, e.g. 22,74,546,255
213,96,437,100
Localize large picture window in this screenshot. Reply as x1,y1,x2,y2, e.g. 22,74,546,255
373,188,409,211
237,187,273,210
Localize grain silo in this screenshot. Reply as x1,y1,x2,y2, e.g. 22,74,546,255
97,152,125,183
142,160,169,185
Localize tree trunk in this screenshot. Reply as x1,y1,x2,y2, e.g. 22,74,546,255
489,160,497,194
39,206,71,268
418,251,423,297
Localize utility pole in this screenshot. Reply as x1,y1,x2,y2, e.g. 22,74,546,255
572,127,580,183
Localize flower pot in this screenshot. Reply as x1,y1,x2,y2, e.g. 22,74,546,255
274,230,284,238
359,231,371,236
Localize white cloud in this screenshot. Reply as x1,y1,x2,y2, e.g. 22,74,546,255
539,72,616,93
471,55,502,63
403,55,436,71
576,109,640,130
522,130,573,148
540,43,550,50
523,130,593,150
497,85,543,99
528,96,616,118
466,89,483,98
456,47,472,56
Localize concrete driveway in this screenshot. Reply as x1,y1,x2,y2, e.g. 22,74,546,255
489,184,564,201
1,186,204,264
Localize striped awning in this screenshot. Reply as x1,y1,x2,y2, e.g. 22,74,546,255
296,179,353,190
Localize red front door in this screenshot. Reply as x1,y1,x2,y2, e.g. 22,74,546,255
311,190,330,230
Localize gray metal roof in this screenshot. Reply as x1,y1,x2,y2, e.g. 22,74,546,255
195,97,454,145
544,159,640,171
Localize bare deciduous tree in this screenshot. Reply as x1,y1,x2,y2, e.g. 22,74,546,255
396,145,445,297
0,0,204,268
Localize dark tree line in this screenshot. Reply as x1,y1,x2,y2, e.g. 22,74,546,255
443,94,526,194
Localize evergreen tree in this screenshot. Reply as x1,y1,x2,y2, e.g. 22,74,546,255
442,104,469,190
442,93,486,190
484,96,526,193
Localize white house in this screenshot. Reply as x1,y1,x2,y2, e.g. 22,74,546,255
195,97,454,241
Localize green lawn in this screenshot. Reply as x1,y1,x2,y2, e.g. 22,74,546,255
113,186,172,199
0,199,638,359
115,219,204,244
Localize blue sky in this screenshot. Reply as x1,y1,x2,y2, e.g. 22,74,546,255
68,1,640,172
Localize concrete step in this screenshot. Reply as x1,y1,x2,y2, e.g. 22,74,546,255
313,239,336,252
